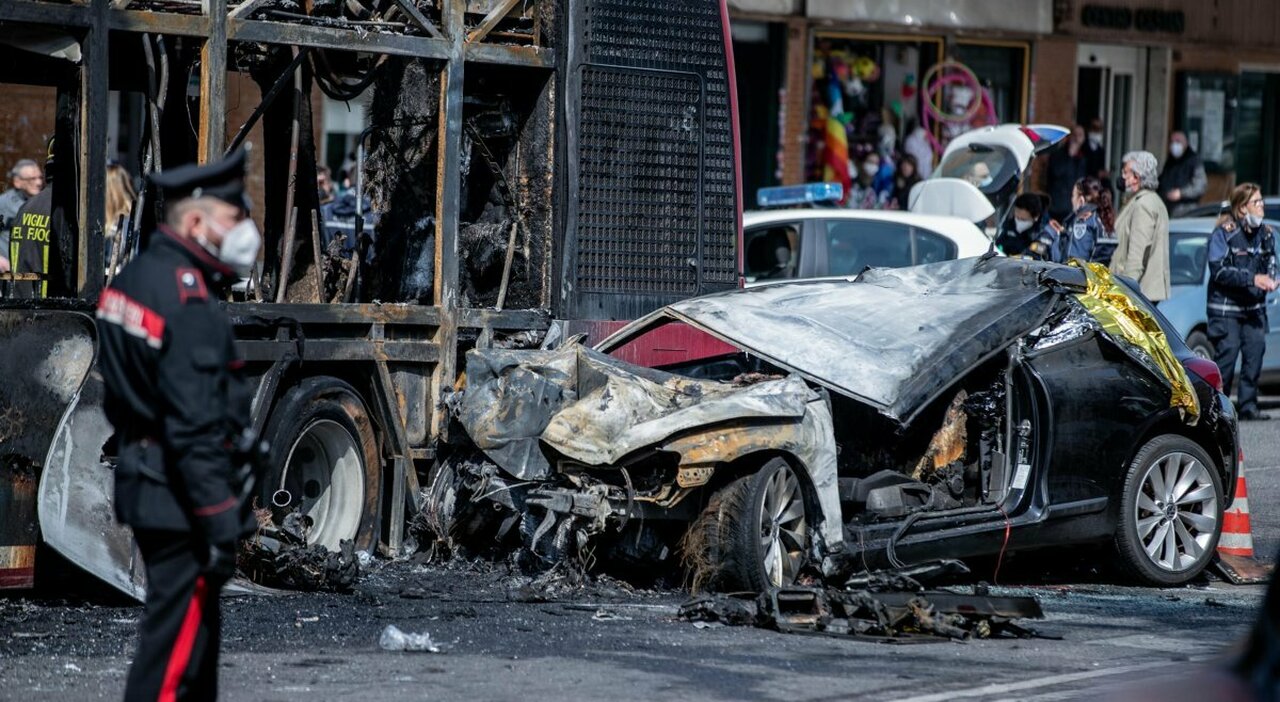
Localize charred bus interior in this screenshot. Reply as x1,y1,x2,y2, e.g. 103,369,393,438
0,0,742,596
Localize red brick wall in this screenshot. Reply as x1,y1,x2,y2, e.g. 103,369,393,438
0,85,57,177
778,17,808,185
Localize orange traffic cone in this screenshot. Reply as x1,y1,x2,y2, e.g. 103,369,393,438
1214,450,1273,584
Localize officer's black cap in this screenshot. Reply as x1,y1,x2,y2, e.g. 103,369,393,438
150,148,251,213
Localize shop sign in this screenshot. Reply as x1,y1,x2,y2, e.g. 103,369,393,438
1080,5,1186,33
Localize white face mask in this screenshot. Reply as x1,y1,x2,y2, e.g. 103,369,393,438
1088,132,1104,144
202,217,262,277
1246,212,1264,229
1170,142,1185,158
1014,218,1033,233
977,175,993,188
862,162,880,177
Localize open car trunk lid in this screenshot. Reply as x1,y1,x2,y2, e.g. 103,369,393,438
614,257,1067,424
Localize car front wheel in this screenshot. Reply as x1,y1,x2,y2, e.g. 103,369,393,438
691,457,810,592
1114,435,1223,586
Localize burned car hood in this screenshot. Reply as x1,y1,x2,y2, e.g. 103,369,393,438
457,343,819,480
613,256,1070,423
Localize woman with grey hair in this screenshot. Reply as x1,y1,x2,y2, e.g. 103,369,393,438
1110,150,1170,301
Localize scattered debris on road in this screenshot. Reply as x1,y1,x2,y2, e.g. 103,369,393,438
679,560,1045,643
378,625,443,653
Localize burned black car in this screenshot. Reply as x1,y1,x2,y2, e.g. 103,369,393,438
433,256,1238,590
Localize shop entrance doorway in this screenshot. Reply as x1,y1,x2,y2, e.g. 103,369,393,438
1077,44,1147,184
1237,70,1280,194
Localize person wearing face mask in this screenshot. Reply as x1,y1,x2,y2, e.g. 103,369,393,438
996,192,1058,260
1158,131,1208,217
1083,117,1109,187
846,150,889,210
1111,150,1170,301
1045,125,1087,223
1207,183,1278,420
95,149,259,701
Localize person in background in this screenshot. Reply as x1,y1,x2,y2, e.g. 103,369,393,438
846,150,888,210
903,119,934,179
104,161,136,274
1111,150,1170,301
1046,125,1087,223
890,154,922,210
0,158,45,274
317,165,335,205
1083,117,1109,187
1158,131,1208,217
1060,176,1118,265
997,192,1058,260
9,138,70,298
962,160,992,190
1206,182,1277,420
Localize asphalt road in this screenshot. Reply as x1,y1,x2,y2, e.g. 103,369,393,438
3,413,1280,702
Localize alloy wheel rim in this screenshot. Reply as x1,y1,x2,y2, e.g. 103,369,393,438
1135,451,1218,572
759,465,807,587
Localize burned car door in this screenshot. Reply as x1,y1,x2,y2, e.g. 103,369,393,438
1022,312,1171,508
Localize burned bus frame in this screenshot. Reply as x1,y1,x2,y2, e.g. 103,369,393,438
0,0,742,593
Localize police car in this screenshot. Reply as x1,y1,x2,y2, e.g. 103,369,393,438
743,182,993,284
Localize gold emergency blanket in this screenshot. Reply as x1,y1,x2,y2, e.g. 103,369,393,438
1070,260,1200,422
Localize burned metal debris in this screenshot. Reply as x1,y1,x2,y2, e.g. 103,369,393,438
680,561,1044,643
240,515,361,592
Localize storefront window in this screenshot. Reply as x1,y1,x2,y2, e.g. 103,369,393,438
807,34,941,195
806,34,1028,208
949,42,1028,126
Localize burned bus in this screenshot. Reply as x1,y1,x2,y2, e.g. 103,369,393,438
0,0,741,597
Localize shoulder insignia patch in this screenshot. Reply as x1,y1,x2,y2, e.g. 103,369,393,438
176,267,208,303
1223,221,1236,232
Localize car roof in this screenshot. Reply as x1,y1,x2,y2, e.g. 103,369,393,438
607,256,1066,423
744,208,991,256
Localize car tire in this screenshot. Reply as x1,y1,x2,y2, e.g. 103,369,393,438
691,457,810,592
260,377,381,553
1113,435,1223,586
1186,330,1214,362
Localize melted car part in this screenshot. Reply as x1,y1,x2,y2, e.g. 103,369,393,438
680,581,1044,643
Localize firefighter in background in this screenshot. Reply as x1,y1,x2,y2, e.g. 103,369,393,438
96,150,259,701
9,137,71,298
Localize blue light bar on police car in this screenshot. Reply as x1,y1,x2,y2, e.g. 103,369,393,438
756,182,843,208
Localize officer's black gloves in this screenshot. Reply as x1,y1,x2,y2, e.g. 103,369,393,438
198,509,243,585
204,540,238,585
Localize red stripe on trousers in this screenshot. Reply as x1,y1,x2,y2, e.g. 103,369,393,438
159,575,207,702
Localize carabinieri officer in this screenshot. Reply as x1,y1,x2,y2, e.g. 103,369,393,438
96,149,260,700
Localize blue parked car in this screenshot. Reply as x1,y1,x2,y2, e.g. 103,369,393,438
1156,217,1280,386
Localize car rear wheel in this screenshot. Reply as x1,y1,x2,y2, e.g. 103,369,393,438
1186,330,1214,362
1114,435,1222,586
691,457,810,592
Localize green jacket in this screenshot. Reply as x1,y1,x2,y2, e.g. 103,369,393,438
1110,189,1170,302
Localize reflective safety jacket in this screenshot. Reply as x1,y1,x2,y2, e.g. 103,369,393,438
8,188,67,298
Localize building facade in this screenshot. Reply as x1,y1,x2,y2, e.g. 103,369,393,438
731,0,1280,206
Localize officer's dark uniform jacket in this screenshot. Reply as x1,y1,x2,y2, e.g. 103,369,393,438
95,226,252,542
1061,204,1118,265
1207,217,1278,318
